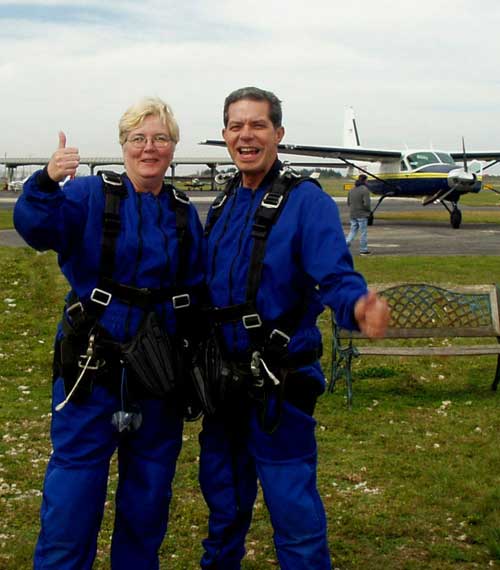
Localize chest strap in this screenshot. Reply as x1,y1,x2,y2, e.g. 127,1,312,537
76,171,193,323
206,166,321,353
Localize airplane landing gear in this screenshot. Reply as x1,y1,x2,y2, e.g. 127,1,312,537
450,207,462,229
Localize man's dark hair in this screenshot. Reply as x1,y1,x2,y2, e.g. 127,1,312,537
223,86,283,128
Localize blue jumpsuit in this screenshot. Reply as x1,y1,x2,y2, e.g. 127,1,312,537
14,170,204,570
200,162,368,569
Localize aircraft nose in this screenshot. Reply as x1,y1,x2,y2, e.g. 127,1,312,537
447,168,476,189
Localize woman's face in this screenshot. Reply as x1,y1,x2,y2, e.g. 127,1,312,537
122,115,175,189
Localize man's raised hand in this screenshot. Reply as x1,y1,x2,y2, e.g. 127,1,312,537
354,290,391,339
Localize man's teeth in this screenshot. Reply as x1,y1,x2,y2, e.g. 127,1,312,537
240,148,258,154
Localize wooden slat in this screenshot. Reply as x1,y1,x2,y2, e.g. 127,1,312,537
357,345,500,356
341,327,498,340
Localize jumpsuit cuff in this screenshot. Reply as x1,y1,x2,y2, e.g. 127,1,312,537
36,166,60,193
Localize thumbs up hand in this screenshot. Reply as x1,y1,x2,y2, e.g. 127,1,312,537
47,131,80,182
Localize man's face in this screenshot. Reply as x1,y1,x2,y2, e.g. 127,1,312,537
222,99,284,188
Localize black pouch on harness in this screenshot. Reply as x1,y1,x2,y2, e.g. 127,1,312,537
54,326,111,402
189,330,248,417
121,312,180,399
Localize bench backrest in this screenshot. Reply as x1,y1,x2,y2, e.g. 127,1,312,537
340,283,500,339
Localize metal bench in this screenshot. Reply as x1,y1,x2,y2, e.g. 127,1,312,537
329,283,500,406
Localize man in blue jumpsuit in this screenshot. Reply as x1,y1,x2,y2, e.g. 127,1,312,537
14,97,204,569
199,87,390,569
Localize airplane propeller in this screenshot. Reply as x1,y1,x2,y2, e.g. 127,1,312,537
422,137,477,208
462,136,468,173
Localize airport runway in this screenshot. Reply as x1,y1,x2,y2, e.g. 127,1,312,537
1,191,499,255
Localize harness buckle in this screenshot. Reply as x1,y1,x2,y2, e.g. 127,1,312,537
101,172,123,187
242,313,262,329
78,355,105,370
66,301,84,318
172,293,191,309
90,288,112,307
172,188,190,205
212,193,227,209
269,328,291,347
261,192,283,209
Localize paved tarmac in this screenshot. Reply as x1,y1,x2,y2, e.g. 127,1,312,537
1,191,499,256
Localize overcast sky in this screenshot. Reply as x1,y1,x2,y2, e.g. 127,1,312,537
2,0,500,171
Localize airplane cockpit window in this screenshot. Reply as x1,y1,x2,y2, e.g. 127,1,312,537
400,160,408,171
435,152,455,165
406,152,440,169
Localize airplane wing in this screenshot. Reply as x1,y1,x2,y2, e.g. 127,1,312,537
200,140,402,163
277,143,402,163
449,151,500,161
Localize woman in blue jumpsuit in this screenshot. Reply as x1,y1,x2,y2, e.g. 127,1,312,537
14,97,204,570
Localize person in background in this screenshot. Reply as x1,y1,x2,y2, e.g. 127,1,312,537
14,97,204,570
345,173,372,255
198,86,390,569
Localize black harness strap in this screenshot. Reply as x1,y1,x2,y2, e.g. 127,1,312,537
67,172,194,326
169,185,191,287
99,171,128,291
203,173,241,237
206,166,321,354
246,172,298,306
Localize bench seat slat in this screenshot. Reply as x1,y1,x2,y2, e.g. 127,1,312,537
357,345,500,356
341,327,499,339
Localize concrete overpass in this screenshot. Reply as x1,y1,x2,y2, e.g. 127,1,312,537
0,155,346,191
0,156,236,188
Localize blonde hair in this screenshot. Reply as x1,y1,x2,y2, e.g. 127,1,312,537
119,97,180,145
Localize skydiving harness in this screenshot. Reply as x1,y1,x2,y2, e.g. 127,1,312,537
54,170,196,411
201,166,323,431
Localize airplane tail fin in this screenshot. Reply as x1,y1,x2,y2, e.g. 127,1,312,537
343,106,360,147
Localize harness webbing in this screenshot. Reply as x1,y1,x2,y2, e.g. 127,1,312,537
98,171,128,299
206,166,321,349
76,171,193,318
246,173,297,304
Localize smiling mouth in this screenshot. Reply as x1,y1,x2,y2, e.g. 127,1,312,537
238,147,260,157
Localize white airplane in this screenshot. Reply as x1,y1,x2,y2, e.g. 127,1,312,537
8,176,29,192
202,107,500,228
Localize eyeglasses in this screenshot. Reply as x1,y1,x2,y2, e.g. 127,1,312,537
127,134,173,149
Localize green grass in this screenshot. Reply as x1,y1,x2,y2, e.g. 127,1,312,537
0,249,499,569
0,210,14,230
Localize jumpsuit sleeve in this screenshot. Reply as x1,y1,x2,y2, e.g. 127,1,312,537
297,183,368,331
13,169,90,257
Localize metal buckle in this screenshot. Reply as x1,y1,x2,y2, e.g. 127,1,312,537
90,288,112,306
172,293,191,309
242,313,262,329
212,193,227,209
101,172,122,186
261,192,283,209
270,328,291,346
172,189,190,205
66,301,84,318
78,356,105,371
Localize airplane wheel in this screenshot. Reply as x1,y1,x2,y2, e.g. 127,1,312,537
450,208,462,229
367,213,374,226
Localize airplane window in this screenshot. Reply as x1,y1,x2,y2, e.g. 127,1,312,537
435,152,455,165
406,152,439,169
400,161,407,171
